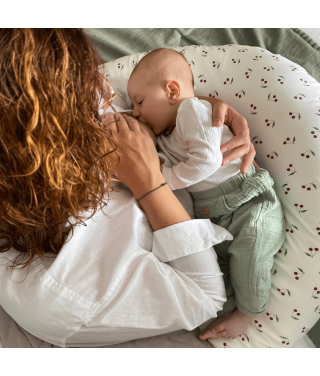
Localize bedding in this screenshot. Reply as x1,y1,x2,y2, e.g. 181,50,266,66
102,41,320,348
85,28,320,82
1,28,320,348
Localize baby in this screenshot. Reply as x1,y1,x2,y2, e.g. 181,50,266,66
127,48,286,339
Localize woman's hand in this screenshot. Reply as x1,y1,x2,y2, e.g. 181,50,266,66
253,160,260,169
103,112,164,199
197,96,256,175
102,111,191,231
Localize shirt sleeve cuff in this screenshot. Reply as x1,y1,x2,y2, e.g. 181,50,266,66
152,219,233,262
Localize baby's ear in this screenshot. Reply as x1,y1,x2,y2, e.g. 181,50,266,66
166,81,180,102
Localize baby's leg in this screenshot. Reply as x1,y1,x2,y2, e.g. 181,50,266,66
200,193,286,340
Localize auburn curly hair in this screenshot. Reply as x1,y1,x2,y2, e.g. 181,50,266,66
0,28,119,270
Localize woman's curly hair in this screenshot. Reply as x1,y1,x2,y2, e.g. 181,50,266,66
0,28,119,270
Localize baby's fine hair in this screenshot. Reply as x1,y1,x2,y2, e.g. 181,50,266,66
131,48,194,92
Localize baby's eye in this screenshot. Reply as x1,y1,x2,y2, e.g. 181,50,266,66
138,100,143,105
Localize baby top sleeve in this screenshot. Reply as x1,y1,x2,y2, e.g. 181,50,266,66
158,98,223,191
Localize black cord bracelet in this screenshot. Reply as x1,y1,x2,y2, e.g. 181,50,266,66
137,182,168,202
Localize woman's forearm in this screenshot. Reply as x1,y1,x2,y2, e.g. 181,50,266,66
137,181,191,232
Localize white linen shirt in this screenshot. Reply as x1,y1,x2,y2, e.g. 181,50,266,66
158,97,243,192
0,95,231,348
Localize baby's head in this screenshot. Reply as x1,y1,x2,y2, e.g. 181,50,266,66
127,48,194,135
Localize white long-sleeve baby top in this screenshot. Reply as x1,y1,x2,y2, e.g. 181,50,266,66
157,97,243,193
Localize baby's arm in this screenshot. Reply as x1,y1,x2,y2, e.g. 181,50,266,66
161,99,223,190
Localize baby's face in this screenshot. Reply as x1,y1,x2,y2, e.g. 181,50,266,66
127,70,176,135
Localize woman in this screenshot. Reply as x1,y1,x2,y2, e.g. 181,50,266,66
0,29,256,347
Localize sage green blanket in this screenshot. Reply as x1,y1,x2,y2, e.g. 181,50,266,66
84,28,320,82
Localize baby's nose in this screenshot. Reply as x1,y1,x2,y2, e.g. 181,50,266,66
132,108,140,118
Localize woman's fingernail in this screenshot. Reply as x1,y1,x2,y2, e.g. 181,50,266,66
213,118,221,125
221,147,228,153
223,159,230,166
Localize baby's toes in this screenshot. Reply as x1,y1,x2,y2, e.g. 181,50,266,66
212,323,226,334
199,329,227,340
215,330,227,338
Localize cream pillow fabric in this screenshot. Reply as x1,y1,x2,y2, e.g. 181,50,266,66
103,44,320,348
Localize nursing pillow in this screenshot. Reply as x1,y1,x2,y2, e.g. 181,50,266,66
102,44,320,348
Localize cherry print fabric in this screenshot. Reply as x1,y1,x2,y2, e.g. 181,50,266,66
104,44,320,348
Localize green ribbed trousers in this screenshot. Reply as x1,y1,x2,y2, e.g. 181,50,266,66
191,164,286,316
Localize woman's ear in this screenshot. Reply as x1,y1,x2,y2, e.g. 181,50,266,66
165,81,180,103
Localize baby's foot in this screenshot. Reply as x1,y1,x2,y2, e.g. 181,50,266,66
198,312,232,340
198,309,254,340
